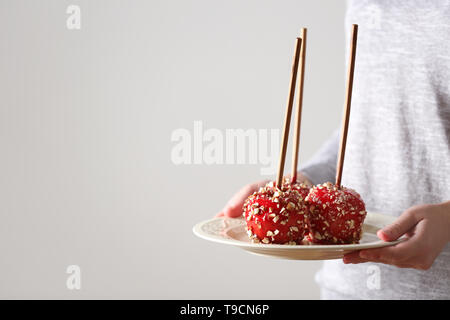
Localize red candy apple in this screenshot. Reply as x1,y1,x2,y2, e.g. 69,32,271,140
243,181,308,244
305,182,367,244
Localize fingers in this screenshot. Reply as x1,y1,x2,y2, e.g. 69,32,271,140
365,208,421,265
220,180,269,218
342,210,420,265
352,218,439,270
378,209,420,241
223,202,243,218
344,235,416,265
343,251,370,264
359,247,396,263
358,236,418,265
222,185,254,218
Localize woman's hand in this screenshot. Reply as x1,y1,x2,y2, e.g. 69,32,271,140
216,173,311,218
343,202,450,270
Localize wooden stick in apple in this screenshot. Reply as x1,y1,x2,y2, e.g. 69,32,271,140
336,24,358,187
291,28,307,184
276,37,302,188
305,24,366,245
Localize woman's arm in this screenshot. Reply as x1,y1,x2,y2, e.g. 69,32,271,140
299,130,339,185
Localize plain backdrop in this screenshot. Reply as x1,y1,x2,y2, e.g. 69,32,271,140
0,0,346,299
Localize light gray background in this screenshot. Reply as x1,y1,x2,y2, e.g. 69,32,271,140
0,0,345,299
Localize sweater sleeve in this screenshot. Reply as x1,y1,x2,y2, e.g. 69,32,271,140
299,130,339,185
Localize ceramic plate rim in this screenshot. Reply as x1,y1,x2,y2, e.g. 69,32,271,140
193,212,402,251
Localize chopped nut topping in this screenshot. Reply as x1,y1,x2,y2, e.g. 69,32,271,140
286,202,296,211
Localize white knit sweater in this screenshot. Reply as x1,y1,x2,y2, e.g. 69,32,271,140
301,0,450,299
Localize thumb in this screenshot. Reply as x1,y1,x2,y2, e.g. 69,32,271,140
377,209,420,241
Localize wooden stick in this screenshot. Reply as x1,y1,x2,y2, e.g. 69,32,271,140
291,28,307,183
336,24,358,187
276,37,302,188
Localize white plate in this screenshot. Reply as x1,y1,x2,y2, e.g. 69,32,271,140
193,212,402,260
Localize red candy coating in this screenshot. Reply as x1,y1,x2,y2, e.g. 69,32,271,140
243,181,308,244
287,181,310,200
305,182,367,244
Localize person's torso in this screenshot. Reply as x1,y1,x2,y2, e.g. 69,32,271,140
319,0,450,300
